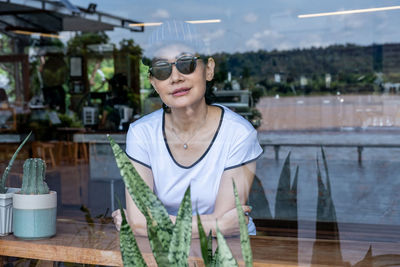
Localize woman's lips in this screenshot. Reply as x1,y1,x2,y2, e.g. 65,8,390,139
172,88,190,96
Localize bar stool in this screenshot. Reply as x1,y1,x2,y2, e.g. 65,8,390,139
72,142,88,165
31,141,57,168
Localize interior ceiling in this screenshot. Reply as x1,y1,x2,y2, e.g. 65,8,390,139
0,0,143,35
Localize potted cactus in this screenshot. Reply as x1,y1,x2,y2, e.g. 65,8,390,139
0,132,32,236
12,158,57,239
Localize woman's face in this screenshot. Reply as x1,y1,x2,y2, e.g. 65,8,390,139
149,44,215,110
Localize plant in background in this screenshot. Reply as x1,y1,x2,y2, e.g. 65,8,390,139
109,136,253,266
0,132,32,194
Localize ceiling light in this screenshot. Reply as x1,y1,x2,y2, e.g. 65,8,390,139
298,5,400,18
129,19,221,27
129,22,163,27
186,19,221,24
12,30,63,39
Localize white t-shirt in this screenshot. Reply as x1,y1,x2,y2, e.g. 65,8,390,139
125,104,263,226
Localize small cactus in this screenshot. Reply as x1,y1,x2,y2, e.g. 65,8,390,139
0,132,32,194
20,158,49,195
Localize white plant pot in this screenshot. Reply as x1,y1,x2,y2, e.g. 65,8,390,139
12,191,57,239
0,188,19,236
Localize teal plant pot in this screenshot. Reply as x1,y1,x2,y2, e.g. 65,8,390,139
0,188,19,236
12,191,57,239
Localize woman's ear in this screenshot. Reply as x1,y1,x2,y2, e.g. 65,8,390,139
149,77,157,93
206,57,215,81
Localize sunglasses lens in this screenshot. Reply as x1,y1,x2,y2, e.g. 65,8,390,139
150,56,198,80
151,61,172,80
176,56,197,74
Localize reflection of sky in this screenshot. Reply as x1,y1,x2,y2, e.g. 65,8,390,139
70,0,400,54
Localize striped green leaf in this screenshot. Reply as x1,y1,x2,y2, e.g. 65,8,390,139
108,136,173,250
207,230,214,265
168,186,192,266
147,218,170,266
216,225,238,267
212,246,219,267
233,181,253,267
119,207,147,267
197,211,213,266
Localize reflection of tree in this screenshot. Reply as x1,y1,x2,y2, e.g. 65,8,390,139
311,148,344,266
275,152,298,221
249,152,299,263
353,246,400,267
252,148,400,266
249,153,298,222
248,175,272,219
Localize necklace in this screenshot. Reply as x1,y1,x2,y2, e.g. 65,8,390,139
170,107,208,150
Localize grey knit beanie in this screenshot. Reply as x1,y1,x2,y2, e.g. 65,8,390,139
144,20,206,59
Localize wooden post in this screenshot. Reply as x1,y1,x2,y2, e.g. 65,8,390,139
357,146,363,165
274,145,280,161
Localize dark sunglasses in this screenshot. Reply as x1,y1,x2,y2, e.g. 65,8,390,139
149,55,200,80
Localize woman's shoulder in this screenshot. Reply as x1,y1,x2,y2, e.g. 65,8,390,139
128,109,163,131
213,104,256,134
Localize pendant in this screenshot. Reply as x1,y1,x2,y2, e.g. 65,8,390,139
183,143,188,149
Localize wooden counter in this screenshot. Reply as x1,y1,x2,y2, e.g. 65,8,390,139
0,218,399,266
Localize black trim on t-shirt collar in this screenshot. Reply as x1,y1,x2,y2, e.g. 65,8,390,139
125,151,152,169
162,105,224,169
223,151,263,171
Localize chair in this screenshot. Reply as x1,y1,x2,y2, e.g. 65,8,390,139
32,141,57,168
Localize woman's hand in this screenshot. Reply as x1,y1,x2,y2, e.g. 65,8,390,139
112,209,123,231
218,205,251,236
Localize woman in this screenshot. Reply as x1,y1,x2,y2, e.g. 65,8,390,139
113,20,263,237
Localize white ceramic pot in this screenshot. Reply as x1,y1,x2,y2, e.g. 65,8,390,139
12,191,57,239
0,188,19,236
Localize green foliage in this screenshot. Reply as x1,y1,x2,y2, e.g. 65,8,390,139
233,182,253,266
168,187,192,266
119,206,147,267
216,225,238,266
0,132,32,193
197,213,213,266
140,61,151,89
119,39,142,56
67,32,109,54
87,57,114,92
109,135,254,266
212,43,389,96
57,113,83,128
20,158,49,195
0,33,13,54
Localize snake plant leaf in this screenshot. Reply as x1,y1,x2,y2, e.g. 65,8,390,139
0,131,32,193
197,211,212,266
168,186,192,266
233,181,253,267
212,246,219,267
147,218,171,267
119,207,147,267
108,136,173,250
216,224,238,267
207,230,214,265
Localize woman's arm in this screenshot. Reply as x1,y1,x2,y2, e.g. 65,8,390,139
190,161,256,238
115,160,256,238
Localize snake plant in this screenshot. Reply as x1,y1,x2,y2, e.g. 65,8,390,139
108,135,253,266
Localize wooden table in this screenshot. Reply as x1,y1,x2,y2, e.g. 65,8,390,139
0,218,399,267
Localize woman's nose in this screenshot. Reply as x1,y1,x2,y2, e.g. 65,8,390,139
170,64,184,83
